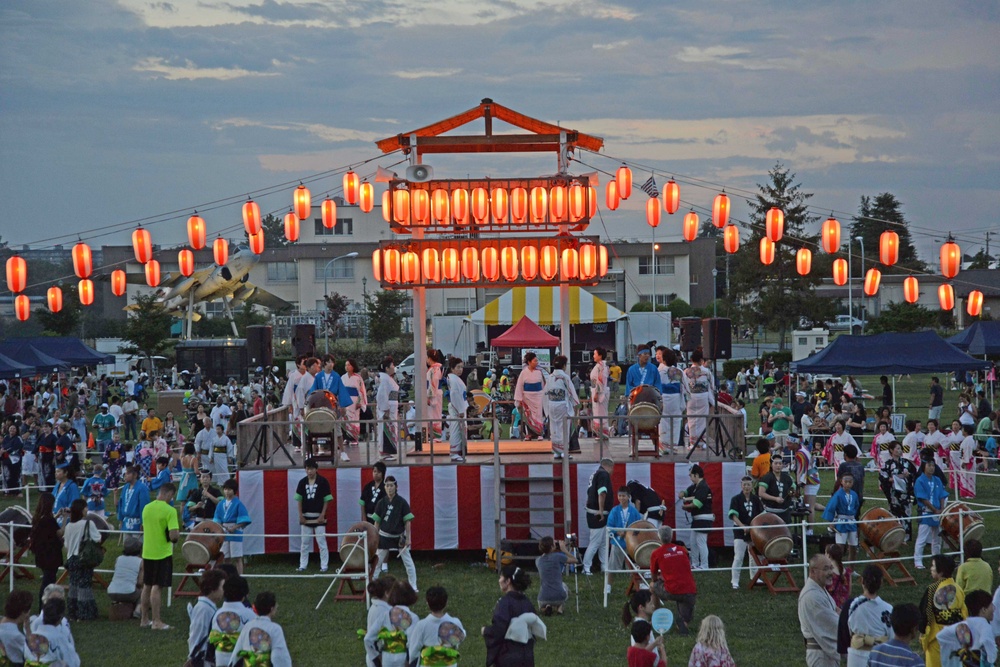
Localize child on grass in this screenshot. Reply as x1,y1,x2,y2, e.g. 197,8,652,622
408,586,466,667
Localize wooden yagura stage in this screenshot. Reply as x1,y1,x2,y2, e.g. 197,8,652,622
237,462,746,556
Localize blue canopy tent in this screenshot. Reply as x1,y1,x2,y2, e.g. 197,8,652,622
0,352,33,379
3,337,114,366
947,321,1000,356
790,331,988,375
0,341,70,373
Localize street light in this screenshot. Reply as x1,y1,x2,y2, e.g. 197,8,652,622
651,241,660,311
323,252,359,352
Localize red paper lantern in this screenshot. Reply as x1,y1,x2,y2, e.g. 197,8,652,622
863,268,881,296
178,249,195,277
110,269,127,297
561,248,579,279
145,259,161,287
214,238,229,266
442,248,459,282
683,211,699,242
723,224,739,254
452,188,469,225
132,227,152,264
422,248,440,282
383,248,400,284
392,189,410,225
78,279,94,306
521,246,538,281
822,217,841,254
938,283,955,311
662,180,680,215
588,186,598,218
598,246,609,277
967,290,984,317
461,247,480,281
549,185,567,222
412,189,430,226
529,186,547,223
510,187,528,224
796,248,812,276
471,187,489,224
382,191,391,222
359,182,375,214
481,247,500,282
47,286,62,313
832,258,848,286
243,199,262,236
879,231,899,266
940,237,960,279
248,231,265,255
540,245,559,280
646,198,661,228
284,211,300,242
568,184,586,221
580,244,598,280
501,247,519,281
6,255,26,293
400,251,419,284
616,164,632,200
321,198,337,229
372,250,382,282
759,237,775,265
491,187,509,224
432,189,450,224
343,171,359,205
293,184,311,220
903,276,919,303
188,213,206,249
72,243,92,279
14,294,30,321
766,208,784,242
712,192,730,229
605,181,620,211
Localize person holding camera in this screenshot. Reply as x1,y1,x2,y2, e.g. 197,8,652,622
536,536,578,616
140,482,180,630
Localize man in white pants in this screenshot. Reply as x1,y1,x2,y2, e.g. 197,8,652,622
372,476,417,591
582,458,614,575
728,476,764,589
295,458,331,572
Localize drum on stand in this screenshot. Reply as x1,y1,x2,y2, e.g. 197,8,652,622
0,506,32,552
859,507,905,554
85,512,113,545
940,502,984,548
182,520,225,566
750,513,793,562
340,522,378,572
628,385,661,434
624,520,661,569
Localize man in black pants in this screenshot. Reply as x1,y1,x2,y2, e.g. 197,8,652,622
582,457,614,576
360,461,387,572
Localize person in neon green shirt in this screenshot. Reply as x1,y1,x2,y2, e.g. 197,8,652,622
141,482,180,630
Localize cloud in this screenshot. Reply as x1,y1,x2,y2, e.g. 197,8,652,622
593,40,630,51
133,57,280,80
675,45,792,70
392,68,462,79
212,118,382,143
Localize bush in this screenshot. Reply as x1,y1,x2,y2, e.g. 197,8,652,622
630,302,653,312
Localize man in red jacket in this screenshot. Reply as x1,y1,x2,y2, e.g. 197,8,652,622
649,525,697,636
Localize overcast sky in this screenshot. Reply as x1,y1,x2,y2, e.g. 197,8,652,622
2,0,998,262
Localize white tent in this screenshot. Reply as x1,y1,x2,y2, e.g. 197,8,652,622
466,286,627,325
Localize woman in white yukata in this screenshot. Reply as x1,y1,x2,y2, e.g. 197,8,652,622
514,352,546,440
342,359,367,446
683,349,715,449
426,349,445,449
656,346,686,453
376,357,400,461
953,423,976,498
870,420,897,468
446,357,468,463
545,355,579,459
845,566,893,667
589,347,610,443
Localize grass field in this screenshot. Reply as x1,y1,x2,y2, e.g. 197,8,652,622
1,373,996,665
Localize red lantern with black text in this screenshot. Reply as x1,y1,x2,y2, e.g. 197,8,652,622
561,248,579,279
6,255,26,293
723,224,739,254
521,246,538,280
646,198,661,228
178,249,195,277
903,276,919,303
132,227,152,264
967,290,984,317
580,244,598,280
214,238,229,266
939,283,954,311
616,164,632,200
431,189,449,223
72,243,92,279
392,189,410,225
832,258,848,286
359,182,374,213
452,189,469,225
14,294,30,321
822,217,841,254
322,198,337,229
400,251,419,284
510,187,528,224
188,213,206,249
293,184,311,220
940,238,960,279
759,237,775,265
111,269,126,297
462,247,480,281
540,245,559,281
796,248,812,276
662,180,679,215
549,185,567,222
422,248,440,283
568,184,586,221
481,247,500,282
248,231,265,255
412,189,430,225
863,268,881,296
383,249,400,284
343,171,359,205
491,187,509,224
501,247,519,281
145,259,161,288
283,211,299,242
47,287,62,313
442,248,459,282
243,199,261,236
713,192,730,228
605,181,620,211
78,279,94,306
766,208,784,242
683,211,698,242
471,187,489,224
879,231,899,266
530,187,547,223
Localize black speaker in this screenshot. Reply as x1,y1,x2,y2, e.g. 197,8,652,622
292,324,316,358
246,325,273,367
701,318,732,360
679,317,702,352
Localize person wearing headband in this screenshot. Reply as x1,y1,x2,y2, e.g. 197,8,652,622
625,344,661,397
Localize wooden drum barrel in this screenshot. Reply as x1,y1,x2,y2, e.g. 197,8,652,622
182,520,225,566
86,512,113,545
859,507,905,554
628,385,662,434
750,513,793,562
624,520,661,569
940,502,985,548
0,506,32,552
340,522,379,571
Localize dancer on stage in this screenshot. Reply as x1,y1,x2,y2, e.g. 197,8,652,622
683,349,715,450
342,359,367,447
376,356,400,461
426,349,445,449
656,346,685,452
625,344,660,396
446,357,468,463
590,347,611,443
545,355,579,460
514,352,546,440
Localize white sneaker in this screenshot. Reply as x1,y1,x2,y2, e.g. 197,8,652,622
340,451,350,462
731,583,739,590
451,455,465,462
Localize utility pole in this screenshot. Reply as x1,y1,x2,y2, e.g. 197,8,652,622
987,231,993,266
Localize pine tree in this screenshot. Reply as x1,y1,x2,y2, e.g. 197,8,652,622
850,193,924,272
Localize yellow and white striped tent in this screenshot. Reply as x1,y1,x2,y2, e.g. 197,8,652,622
467,287,627,326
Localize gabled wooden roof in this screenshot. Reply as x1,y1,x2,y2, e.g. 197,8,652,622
375,98,604,155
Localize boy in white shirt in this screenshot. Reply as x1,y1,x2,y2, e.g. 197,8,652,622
408,586,466,667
